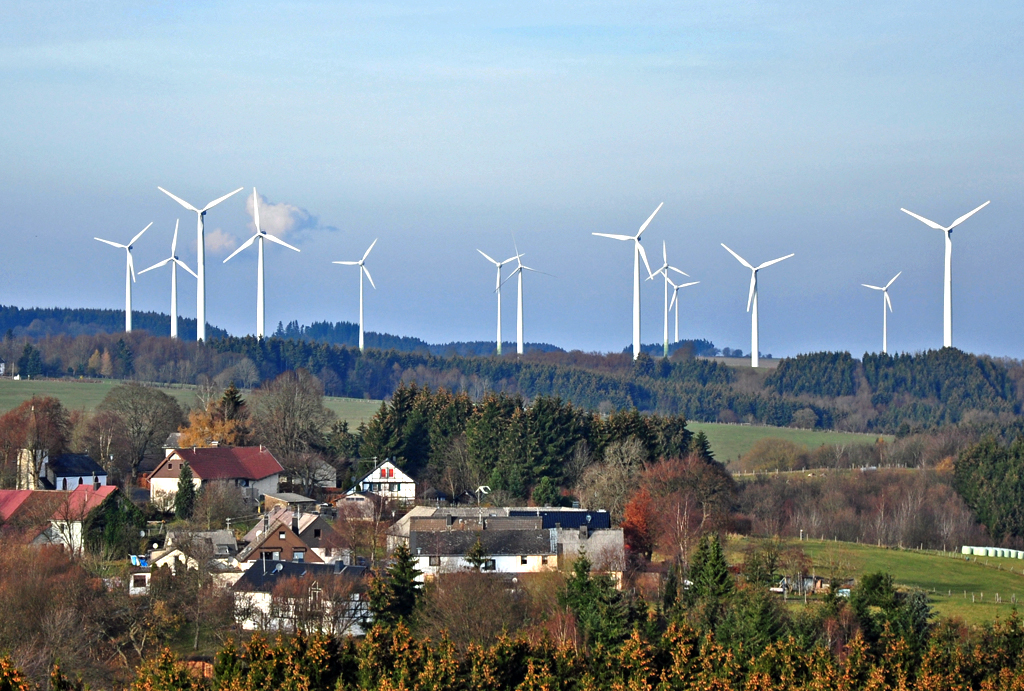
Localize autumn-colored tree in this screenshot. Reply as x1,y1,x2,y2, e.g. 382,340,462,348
621,487,656,563
0,396,71,488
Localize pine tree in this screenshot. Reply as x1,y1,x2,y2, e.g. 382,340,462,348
174,463,197,520
368,543,422,628
465,536,488,570
220,384,246,420
688,430,714,462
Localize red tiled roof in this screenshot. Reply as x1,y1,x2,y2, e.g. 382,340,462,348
172,446,283,481
59,484,117,518
0,490,35,522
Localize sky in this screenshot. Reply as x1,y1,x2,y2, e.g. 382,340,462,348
1,1,1022,358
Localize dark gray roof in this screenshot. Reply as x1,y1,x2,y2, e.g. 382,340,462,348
233,561,368,593
48,454,105,478
508,509,611,530
409,529,555,557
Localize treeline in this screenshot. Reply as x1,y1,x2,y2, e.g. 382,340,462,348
0,305,229,341
954,436,1024,544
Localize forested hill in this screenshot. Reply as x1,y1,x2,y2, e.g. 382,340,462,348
0,305,230,341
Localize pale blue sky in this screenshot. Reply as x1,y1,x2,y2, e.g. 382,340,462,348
1,1,1022,356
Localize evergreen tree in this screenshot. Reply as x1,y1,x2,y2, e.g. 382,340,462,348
557,552,632,648
688,430,714,462
220,384,246,420
368,543,422,628
465,536,488,571
174,463,197,521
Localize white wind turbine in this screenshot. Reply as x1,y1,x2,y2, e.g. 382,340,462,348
94,222,153,333
862,272,901,355
667,275,700,346
222,188,300,339
593,203,661,359
501,238,547,356
333,239,377,352
900,201,989,348
139,220,198,339
157,186,243,341
478,249,521,356
721,244,794,368
648,241,690,357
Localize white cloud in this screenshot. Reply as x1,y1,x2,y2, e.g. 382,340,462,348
204,228,238,255
245,193,322,238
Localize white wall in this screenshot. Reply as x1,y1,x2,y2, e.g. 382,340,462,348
414,553,556,580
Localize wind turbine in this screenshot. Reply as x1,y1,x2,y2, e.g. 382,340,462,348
157,185,243,341
501,238,546,356
900,201,989,348
862,272,901,354
593,203,661,359
721,244,794,368
222,188,300,339
478,249,520,355
333,239,377,351
94,222,152,332
667,276,700,345
648,241,690,357
139,220,198,339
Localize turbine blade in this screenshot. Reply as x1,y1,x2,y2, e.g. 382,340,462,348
362,238,378,262
721,243,755,270
264,233,300,252
477,249,499,265
333,260,359,265
592,233,633,241
202,187,244,212
362,265,376,289
669,292,677,310
679,281,699,288
668,266,689,277
662,240,667,264
746,272,756,312
500,268,520,288
756,253,794,270
130,221,153,247
885,271,902,289
637,241,653,277
252,188,261,233
222,234,258,263
862,284,883,290
635,202,663,238
139,258,172,274
900,207,946,230
948,200,990,230
171,219,179,255
128,252,136,282
885,291,893,312
174,258,198,278
95,238,126,249
158,187,199,212
505,254,522,265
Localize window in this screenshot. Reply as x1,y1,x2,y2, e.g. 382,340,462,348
390,483,400,492
293,550,305,563
279,531,286,540
520,555,528,565
273,551,280,560
483,559,496,571
313,529,322,539
429,556,440,566
132,575,147,588
541,555,549,565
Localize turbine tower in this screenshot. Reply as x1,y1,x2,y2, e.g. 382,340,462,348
862,272,901,354
593,203,661,359
477,249,520,355
333,239,377,351
501,240,546,356
139,220,198,339
900,201,989,348
667,276,700,345
157,185,243,341
222,188,300,339
721,244,794,368
649,241,689,357
94,222,152,332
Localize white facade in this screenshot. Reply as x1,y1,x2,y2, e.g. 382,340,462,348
414,553,557,580
348,460,416,502
150,475,201,511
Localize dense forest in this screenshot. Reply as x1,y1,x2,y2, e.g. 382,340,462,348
0,305,230,341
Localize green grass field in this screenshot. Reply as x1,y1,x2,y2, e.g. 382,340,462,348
322,396,381,426
688,421,889,465
727,537,1024,624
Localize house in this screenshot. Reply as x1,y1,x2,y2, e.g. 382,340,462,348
242,506,340,563
232,560,369,635
388,506,625,580
410,529,557,579
264,492,318,513
237,521,324,566
45,483,119,554
148,446,283,509
43,454,108,490
149,529,244,587
1,484,121,552
347,459,415,503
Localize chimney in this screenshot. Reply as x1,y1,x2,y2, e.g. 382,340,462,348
579,525,588,539
446,515,453,528
92,472,100,491
292,510,300,535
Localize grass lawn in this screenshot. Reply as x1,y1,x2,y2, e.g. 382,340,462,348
0,377,198,411
322,396,381,426
726,536,1024,625
688,421,890,465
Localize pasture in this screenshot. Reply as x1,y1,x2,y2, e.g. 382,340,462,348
687,420,889,465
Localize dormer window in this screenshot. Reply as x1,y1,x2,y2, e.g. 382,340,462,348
279,531,286,540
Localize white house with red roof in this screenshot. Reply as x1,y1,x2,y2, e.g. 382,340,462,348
346,459,416,503
149,446,283,510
